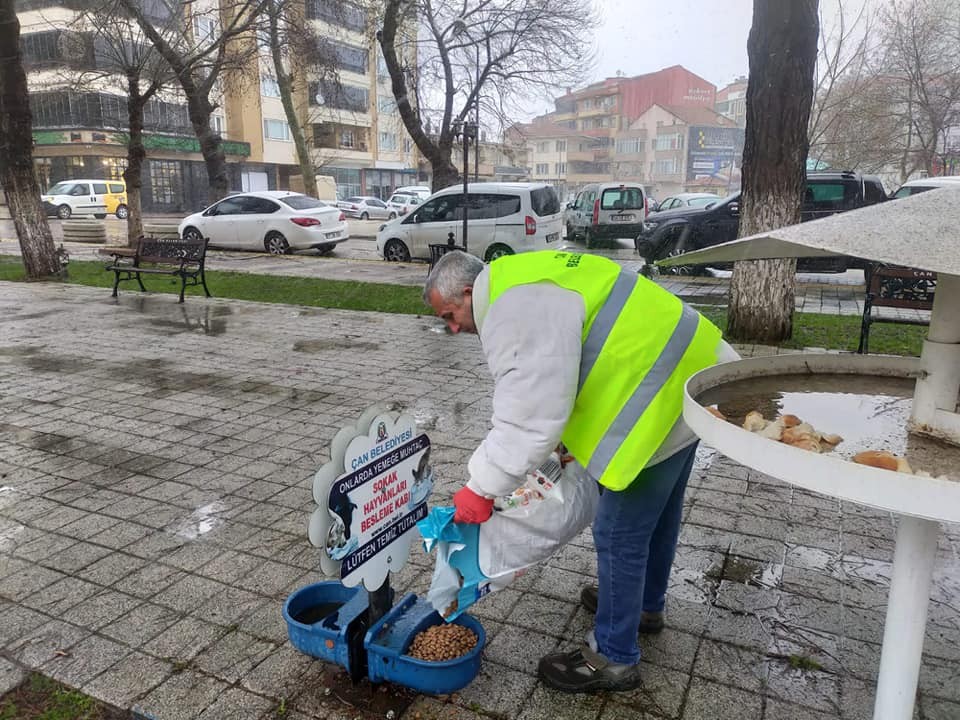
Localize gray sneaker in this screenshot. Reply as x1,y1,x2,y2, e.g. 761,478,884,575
579,586,665,634
538,644,643,693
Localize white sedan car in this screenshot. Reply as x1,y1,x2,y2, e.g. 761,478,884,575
179,191,349,255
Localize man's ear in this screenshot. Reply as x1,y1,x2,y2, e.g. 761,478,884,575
463,286,473,299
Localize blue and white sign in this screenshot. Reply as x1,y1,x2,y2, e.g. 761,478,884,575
308,408,433,590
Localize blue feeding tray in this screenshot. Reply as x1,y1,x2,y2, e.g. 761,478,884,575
364,593,485,695
283,581,369,675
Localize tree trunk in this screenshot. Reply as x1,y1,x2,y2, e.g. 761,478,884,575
188,94,229,203
123,72,147,247
268,0,317,198
0,0,59,279
727,0,819,344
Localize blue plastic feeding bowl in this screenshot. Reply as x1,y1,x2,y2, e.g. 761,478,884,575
283,581,368,675
364,593,485,695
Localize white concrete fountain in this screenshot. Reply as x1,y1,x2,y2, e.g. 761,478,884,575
660,185,960,720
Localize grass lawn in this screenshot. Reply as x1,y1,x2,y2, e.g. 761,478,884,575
0,255,926,356
0,673,124,720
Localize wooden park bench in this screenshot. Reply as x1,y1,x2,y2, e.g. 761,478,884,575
857,263,935,354
101,236,211,303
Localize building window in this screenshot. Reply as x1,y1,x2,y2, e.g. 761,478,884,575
261,76,281,98
305,0,366,32
555,162,566,175
379,131,397,151
193,15,217,44
264,118,291,141
330,42,368,74
29,90,191,135
616,138,644,154
212,115,225,136
536,141,549,153
101,157,127,181
340,129,355,148
555,140,566,152
310,81,368,112
655,159,677,174
403,138,413,153
535,163,549,175
377,95,397,114
149,159,181,207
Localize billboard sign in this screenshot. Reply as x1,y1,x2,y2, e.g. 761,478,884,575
687,126,745,183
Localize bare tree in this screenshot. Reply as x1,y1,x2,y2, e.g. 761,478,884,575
118,0,265,202
378,0,596,191
808,0,875,167
260,0,349,199
0,0,60,279
877,0,960,180
66,0,176,244
727,0,820,343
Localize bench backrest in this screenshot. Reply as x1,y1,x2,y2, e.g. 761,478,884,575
867,264,936,310
138,236,207,264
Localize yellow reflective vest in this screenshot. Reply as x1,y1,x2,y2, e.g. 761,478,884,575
488,251,722,490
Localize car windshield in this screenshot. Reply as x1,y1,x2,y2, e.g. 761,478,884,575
689,197,718,208
601,187,644,210
345,197,362,203
46,182,76,195
281,195,326,210
390,194,412,204
530,186,561,216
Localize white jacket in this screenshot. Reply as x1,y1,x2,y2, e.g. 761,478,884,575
465,267,740,499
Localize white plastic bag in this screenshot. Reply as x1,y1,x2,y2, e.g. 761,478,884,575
419,459,598,620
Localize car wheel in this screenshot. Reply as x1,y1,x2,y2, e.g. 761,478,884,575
566,222,577,242
57,204,72,220
94,213,107,219
116,204,129,220
656,227,701,276
181,226,203,242
388,212,397,219
584,229,593,249
484,243,515,262
383,238,410,262
264,231,290,255
360,211,369,221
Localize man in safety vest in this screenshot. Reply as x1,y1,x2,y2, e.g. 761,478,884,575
424,249,738,693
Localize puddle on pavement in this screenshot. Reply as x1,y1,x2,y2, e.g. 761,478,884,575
1,309,60,322
697,373,960,480
0,345,42,356
293,338,380,353
678,294,727,306
173,501,225,540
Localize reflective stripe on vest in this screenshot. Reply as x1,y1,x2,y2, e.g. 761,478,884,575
487,252,721,490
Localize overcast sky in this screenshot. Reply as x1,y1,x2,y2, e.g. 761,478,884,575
594,0,755,90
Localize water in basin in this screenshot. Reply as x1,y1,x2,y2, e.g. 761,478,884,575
697,373,960,480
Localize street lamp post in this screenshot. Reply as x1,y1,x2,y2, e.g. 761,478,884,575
451,118,475,252
452,19,480,182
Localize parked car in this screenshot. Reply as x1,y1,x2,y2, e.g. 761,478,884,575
636,171,888,274
178,191,349,255
394,185,432,201
41,178,128,219
649,192,720,214
376,182,563,263
338,196,396,220
564,182,648,247
890,176,960,199
386,192,422,217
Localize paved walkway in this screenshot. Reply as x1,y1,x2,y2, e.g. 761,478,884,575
0,282,957,719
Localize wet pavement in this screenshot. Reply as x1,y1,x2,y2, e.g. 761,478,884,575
0,282,958,719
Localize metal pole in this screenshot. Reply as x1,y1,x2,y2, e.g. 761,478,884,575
462,124,470,253
474,43,480,183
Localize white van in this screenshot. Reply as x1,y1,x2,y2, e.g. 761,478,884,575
41,179,128,219
376,182,563,262
891,176,960,199
564,182,648,247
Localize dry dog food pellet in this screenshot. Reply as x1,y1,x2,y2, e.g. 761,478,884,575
406,623,478,661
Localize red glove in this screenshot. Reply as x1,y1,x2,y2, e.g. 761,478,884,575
453,486,495,524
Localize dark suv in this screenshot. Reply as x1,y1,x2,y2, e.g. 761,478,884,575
636,171,888,273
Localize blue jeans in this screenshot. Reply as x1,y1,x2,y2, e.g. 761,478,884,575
592,442,697,665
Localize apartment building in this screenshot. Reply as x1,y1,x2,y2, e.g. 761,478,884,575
715,76,747,127
450,140,529,184
508,65,718,193
625,104,744,197
16,0,420,213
